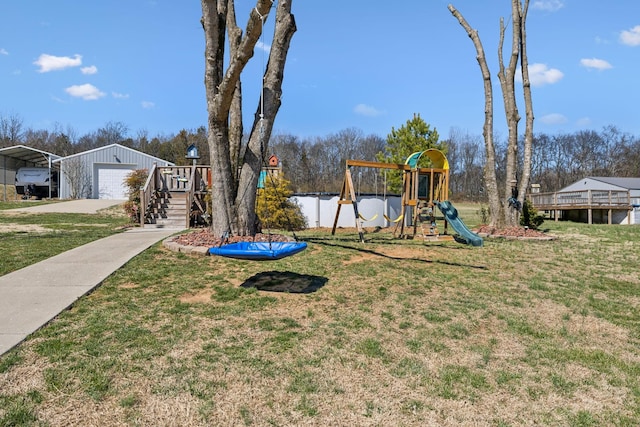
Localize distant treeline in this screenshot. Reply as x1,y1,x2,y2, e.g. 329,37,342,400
268,125,640,200
2,114,638,200
445,125,640,200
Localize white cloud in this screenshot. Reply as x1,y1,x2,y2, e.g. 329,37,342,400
34,53,82,73
576,117,592,127
141,101,155,109
620,25,640,46
81,65,98,75
518,63,564,86
0,48,8,55
539,113,568,125
532,0,564,12
354,103,383,117
580,58,612,70
256,40,270,53
112,92,130,99
65,84,105,100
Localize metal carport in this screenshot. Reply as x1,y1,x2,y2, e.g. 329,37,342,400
0,145,61,200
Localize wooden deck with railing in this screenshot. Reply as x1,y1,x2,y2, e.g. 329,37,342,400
529,189,632,224
140,164,210,228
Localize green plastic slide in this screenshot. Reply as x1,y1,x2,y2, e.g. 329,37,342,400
436,201,483,247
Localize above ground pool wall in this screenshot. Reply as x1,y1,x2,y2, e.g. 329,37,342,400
293,194,402,228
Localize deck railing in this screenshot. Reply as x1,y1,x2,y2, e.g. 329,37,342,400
139,164,211,227
529,189,630,209
139,164,157,227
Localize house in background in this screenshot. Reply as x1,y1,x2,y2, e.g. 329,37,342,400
53,144,174,200
530,177,640,225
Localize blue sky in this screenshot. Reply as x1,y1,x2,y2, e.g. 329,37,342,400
1,0,639,141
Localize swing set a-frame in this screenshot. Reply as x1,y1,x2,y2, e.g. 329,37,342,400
331,149,451,243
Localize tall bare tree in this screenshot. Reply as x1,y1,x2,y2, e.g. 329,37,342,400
0,113,24,147
447,128,485,201
449,0,534,227
518,1,534,223
201,0,296,236
62,158,91,199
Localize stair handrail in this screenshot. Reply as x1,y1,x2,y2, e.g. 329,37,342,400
139,163,158,226
185,164,198,228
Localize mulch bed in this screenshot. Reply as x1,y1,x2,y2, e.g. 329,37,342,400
475,225,555,239
171,229,290,248
171,225,555,250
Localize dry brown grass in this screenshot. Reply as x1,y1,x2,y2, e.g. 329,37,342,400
0,184,17,201
0,223,50,233
1,213,640,426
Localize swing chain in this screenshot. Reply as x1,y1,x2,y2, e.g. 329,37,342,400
256,3,272,248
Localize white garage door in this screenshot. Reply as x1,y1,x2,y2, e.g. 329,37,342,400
97,167,133,199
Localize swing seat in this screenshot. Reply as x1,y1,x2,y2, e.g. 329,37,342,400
384,214,404,223
209,241,307,261
358,213,379,222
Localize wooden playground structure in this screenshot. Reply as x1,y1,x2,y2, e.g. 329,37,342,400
332,149,453,243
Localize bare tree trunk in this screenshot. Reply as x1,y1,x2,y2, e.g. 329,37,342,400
236,0,296,234
517,0,534,209
203,0,232,235
448,4,502,227
449,1,534,228
226,1,243,180
497,4,522,227
201,0,280,237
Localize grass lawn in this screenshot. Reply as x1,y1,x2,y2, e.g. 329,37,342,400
0,202,131,275
1,203,639,426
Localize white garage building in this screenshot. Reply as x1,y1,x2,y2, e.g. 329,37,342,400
54,144,174,200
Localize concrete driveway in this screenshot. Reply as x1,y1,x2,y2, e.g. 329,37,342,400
3,199,126,214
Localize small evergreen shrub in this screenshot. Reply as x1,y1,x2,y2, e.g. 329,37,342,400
256,174,307,231
478,205,489,224
520,198,545,229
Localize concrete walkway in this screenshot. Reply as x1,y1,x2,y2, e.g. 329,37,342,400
0,227,181,356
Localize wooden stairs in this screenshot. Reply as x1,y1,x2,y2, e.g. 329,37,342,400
140,164,210,230
144,191,188,229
